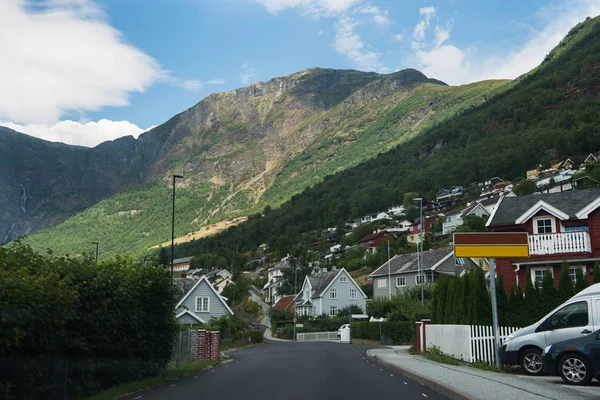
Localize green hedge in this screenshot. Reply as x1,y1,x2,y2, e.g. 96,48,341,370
246,330,264,343
0,242,178,399
350,321,413,344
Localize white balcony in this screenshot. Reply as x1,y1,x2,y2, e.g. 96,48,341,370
528,231,592,256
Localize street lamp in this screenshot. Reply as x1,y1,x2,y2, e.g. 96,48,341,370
413,198,425,307
91,242,99,263
294,257,298,341
171,174,184,282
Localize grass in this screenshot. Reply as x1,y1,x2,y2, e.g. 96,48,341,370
425,346,458,366
87,358,219,400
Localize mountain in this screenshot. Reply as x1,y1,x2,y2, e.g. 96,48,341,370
4,67,508,255
170,15,600,263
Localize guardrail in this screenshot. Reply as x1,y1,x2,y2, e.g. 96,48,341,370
296,331,339,341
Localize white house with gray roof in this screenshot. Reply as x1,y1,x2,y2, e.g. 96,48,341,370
174,276,234,325
369,247,479,298
294,268,367,317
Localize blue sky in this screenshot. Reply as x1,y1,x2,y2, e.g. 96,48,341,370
0,0,598,146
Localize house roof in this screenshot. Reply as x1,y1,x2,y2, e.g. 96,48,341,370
487,188,600,226
268,258,292,272
273,295,295,311
307,269,341,298
369,247,454,277
172,256,195,265
357,231,393,244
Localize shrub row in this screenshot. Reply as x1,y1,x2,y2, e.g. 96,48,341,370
350,321,413,344
0,242,178,399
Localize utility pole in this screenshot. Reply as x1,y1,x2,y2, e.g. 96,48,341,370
171,174,184,282
294,257,298,341
489,258,501,369
387,239,391,299
414,197,425,307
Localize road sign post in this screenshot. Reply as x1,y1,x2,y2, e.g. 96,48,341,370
453,232,529,369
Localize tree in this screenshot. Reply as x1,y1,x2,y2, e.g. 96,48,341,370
557,261,574,303
403,192,420,209
507,284,526,327
443,277,457,324
594,262,600,283
513,180,538,196
496,274,509,327
541,269,560,312
524,268,541,322
278,261,317,295
468,185,481,200
455,215,487,233
575,268,589,293
158,247,169,267
467,269,491,325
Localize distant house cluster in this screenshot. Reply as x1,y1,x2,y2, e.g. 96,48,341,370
526,153,598,193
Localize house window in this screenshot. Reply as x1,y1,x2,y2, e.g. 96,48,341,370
195,297,210,313
340,276,347,283
415,274,426,284
329,288,338,299
329,306,338,316
377,278,387,288
396,276,406,287
569,267,586,284
349,289,357,299
563,225,588,232
534,217,554,234
531,268,552,288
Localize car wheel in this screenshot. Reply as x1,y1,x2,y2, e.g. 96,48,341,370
558,354,593,385
520,348,544,375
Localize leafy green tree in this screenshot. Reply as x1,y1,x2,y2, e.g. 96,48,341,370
451,275,464,324
541,269,560,311
443,277,457,324
525,268,541,321
594,262,600,283
278,261,317,295
468,185,481,200
495,274,509,327
575,268,589,293
507,284,526,327
158,247,169,267
403,192,420,209
468,269,491,325
557,261,574,302
513,180,538,195
455,215,487,232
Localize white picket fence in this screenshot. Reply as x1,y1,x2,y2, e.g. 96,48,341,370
296,331,339,341
426,324,520,364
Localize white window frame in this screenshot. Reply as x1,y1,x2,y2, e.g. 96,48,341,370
396,276,406,287
531,267,552,288
349,289,357,299
340,276,347,283
377,278,387,288
569,266,586,284
195,296,210,313
329,305,338,316
533,216,556,234
329,288,338,299
415,274,426,285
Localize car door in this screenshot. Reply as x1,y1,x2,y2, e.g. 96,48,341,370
542,300,594,346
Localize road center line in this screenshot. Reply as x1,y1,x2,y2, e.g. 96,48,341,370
169,384,175,388
134,396,142,399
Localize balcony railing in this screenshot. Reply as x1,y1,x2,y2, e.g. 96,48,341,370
528,231,591,255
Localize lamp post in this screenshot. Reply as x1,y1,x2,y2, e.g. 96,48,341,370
171,174,184,282
413,197,424,307
91,242,99,263
294,257,298,341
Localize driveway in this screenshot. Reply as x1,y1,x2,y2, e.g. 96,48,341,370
250,286,271,327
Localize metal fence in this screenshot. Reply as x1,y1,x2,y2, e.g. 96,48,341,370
169,330,192,368
296,331,339,341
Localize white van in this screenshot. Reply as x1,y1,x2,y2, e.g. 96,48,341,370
500,283,600,375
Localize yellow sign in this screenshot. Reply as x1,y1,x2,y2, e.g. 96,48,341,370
454,245,530,258
453,232,530,259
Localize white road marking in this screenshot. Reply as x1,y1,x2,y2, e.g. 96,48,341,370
422,394,428,398
134,396,142,399
194,376,198,379
211,370,215,373
389,374,393,377
404,382,408,385
169,384,175,388
380,369,383,371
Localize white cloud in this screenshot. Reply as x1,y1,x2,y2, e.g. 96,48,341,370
413,6,436,40
318,29,324,35
0,0,165,124
206,78,226,85
333,16,388,72
393,33,404,41
256,0,361,16
359,5,389,27
240,64,258,85
179,80,203,92
373,14,390,27
412,0,600,85
434,23,452,47
0,119,153,147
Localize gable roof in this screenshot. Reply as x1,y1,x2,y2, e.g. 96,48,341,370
357,231,392,244
268,258,292,272
487,188,600,226
461,202,489,218
273,295,295,311
308,269,341,298
369,247,454,277
173,276,234,315
173,256,195,265
175,309,206,323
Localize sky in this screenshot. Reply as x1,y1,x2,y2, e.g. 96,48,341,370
0,0,598,147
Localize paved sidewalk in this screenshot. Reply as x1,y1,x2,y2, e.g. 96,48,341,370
367,346,600,400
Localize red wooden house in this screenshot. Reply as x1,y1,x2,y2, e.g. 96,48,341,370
486,188,600,293
357,231,396,254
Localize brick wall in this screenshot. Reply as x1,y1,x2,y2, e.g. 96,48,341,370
188,329,219,360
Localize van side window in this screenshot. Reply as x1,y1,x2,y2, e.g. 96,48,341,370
548,301,588,330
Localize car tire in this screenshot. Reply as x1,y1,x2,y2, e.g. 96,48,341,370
520,348,544,375
558,353,593,386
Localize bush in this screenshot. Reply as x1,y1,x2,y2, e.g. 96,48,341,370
246,330,264,343
350,321,413,344
245,301,259,314
0,242,178,399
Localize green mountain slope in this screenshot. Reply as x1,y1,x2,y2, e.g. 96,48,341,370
19,68,509,257
170,15,600,261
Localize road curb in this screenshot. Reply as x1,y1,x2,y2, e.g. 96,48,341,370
366,350,477,400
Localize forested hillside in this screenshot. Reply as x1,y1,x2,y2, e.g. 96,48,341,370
173,16,600,265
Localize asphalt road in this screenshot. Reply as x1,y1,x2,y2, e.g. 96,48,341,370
122,340,448,400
